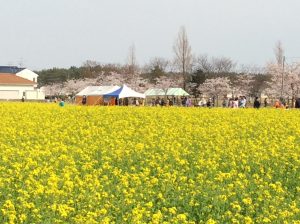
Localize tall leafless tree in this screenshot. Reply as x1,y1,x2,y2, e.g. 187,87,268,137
173,26,193,90
127,43,137,78
274,41,284,66
271,41,286,97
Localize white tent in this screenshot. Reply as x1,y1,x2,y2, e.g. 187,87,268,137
88,86,120,96
76,86,100,96
76,86,120,96
104,84,145,99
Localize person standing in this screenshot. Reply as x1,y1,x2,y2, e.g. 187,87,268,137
166,97,170,107
82,95,87,105
134,98,139,106
228,98,233,108
274,99,281,108
264,98,268,107
201,98,207,107
240,96,247,108
222,98,228,108
59,99,65,107
253,97,261,109
155,97,159,106
295,96,300,108
233,97,239,108
207,98,213,108
186,98,192,107
182,97,187,107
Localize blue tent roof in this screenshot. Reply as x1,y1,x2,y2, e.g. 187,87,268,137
0,66,25,74
104,85,145,99
105,86,122,97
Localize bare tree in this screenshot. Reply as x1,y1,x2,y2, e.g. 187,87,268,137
82,60,99,78
150,57,169,72
238,64,265,75
196,55,236,74
127,43,138,77
173,26,193,90
274,41,284,66
211,56,236,73
196,54,213,73
143,57,169,82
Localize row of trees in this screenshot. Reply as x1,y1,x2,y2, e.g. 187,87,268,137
172,27,300,101
38,27,300,101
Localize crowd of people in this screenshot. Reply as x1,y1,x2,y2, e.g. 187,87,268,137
197,96,300,109
44,94,300,109
150,97,181,107
196,96,248,108
149,95,300,109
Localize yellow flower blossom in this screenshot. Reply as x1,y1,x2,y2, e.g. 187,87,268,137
0,103,299,223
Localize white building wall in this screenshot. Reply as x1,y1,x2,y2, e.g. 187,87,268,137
25,90,45,100
0,91,19,99
0,85,45,100
38,91,45,100
16,69,38,83
0,85,34,99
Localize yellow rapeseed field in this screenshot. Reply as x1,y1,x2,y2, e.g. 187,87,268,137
0,103,300,223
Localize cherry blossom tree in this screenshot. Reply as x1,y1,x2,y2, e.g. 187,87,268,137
154,75,182,94
262,41,300,99
232,74,255,97
198,77,232,105
265,61,300,99
64,78,97,95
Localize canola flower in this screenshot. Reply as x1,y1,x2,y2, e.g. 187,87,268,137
0,102,300,223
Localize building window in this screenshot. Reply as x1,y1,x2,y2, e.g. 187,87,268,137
33,78,36,82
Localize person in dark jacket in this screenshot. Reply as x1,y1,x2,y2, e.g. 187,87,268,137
264,98,268,107
82,95,87,105
295,97,300,108
207,98,213,108
253,97,261,109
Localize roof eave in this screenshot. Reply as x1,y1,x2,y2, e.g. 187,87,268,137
0,83,36,86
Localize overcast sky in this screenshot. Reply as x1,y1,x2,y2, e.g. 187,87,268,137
1,0,300,70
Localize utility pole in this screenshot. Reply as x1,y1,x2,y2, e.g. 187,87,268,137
280,56,285,99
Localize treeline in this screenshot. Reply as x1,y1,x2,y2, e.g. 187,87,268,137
37,26,298,101
36,57,271,98
36,61,129,86
36,26,274,98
